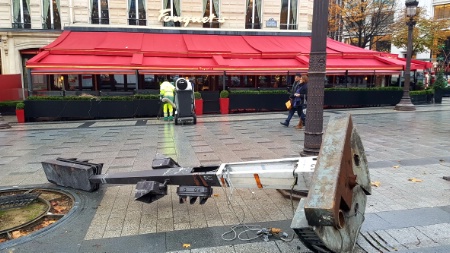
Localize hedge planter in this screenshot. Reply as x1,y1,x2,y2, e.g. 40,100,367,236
16,109,25,123
324,90,403,107
24,99,159,121
411,94,433,105
195,99,203,116
259,94,289,111
434,89,443,104
219,98,229,114
25,100,98,119
97,101,136,119
0,105,17,116
229,94,258,111
135,100,160,117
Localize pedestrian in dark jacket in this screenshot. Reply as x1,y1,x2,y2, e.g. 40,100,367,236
281,73,308,129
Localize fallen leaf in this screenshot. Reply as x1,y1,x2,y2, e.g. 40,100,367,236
408,178,423,182
183,244,191,248
213,194,219,197
371,181,381,187
11,231,24,239
393,165,400,169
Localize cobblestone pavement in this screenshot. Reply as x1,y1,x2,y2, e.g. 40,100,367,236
0,101,449,252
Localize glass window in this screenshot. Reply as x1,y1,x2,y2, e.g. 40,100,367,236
203,0,220,28
67,75,79,90
91,0,109,24
32,75,47,91
280,0,297,30
42,0,61,29
128,0,146,26
12,0,31,28
163,0,181,27
53,74,64,90
245,0,261,29
82,75,93,89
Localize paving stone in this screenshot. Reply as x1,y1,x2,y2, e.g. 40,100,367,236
233,241,280,253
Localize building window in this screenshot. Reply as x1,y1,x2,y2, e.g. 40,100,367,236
12,0,31,29
245,0,261,29
203,0,220,28
42,0,61,29
128,0,146,26
91,0,109,24
163,0,181,27
280,0,297,30
435,4,450,19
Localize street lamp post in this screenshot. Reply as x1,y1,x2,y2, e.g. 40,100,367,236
395,0,419,111
301,0,329,156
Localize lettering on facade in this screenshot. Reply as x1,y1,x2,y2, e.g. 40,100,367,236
198,67,214,71
158,9,225,27
266,18,277,28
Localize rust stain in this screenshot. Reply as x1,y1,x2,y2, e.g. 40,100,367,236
253,174,263,189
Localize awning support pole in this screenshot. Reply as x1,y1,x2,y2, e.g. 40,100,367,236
287,71,290,87
135,70,139,93
223,71,226,90
27,68,32,97
345,70,349,88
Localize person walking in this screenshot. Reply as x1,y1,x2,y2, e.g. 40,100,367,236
280,73,308,129
160,80,175,121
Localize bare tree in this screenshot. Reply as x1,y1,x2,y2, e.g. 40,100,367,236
329,0,397,49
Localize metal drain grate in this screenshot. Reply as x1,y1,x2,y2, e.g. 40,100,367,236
0,192,40,210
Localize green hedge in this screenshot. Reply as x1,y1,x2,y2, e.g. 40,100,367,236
324,87,403,91
16,102,25,109
410,89,433,96
231,90,289,95
27,94,160,101
0,101,22,107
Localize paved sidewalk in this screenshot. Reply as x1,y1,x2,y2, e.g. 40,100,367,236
1,101,450,252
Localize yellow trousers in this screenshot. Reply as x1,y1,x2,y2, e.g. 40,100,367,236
163,103,173,117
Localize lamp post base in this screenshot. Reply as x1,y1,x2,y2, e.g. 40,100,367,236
394,98,416,111
301,148,320,157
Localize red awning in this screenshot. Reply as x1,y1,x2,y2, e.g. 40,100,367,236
28,30,431,74
31,68,136,75
375,56,432,71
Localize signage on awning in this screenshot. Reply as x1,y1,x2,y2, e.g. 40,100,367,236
158,9,225,27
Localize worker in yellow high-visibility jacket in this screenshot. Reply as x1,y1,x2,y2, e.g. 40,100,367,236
160,81,175,121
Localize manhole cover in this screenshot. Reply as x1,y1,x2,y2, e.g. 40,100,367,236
0,188,74,244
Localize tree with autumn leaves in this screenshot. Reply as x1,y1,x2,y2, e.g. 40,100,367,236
329,0,449,56
390,8,449,56
328,0,397,49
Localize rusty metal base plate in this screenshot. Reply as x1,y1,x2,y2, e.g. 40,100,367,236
291,185,367,252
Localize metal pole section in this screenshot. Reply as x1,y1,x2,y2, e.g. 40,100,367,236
302,0,329,157
223,71,226,91
135,70,139,93
27,68,32,97
394,17,416,111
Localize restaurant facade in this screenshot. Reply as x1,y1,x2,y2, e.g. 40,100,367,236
1,0,431,102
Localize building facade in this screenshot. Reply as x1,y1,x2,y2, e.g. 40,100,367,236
0,0,314,83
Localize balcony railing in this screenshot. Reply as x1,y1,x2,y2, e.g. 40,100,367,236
12,22,31,29
245,22,261,29
92,18,110,24
128,19,147,26
42,23,62,30
280,23,298,30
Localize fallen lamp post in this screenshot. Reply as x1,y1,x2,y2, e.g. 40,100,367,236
41,114,371,252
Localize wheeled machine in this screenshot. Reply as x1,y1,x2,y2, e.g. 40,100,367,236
173,78,196,125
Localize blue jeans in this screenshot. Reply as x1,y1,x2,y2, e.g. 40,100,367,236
284,104,305,126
